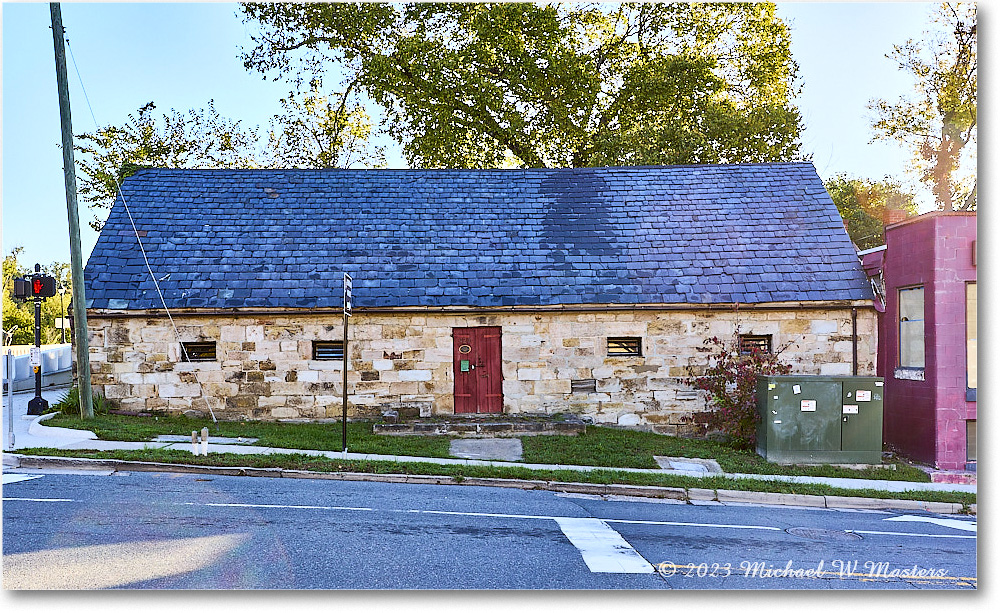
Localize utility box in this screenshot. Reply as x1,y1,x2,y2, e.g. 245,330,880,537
755,376,884,464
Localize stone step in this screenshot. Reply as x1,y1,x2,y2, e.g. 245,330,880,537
374,419,585,437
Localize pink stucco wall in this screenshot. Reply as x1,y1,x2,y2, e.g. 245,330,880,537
879,212,976,470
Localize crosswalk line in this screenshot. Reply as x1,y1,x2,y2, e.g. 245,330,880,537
554,517,655,574
2,474,43,485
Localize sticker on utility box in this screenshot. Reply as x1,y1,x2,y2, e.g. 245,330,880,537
855,390,872,402
792,384,801,395
843,405,859,414
800,400,817,412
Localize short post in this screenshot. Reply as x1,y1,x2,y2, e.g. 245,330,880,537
6,350,14,450
201,427,209,456
191,430,198,455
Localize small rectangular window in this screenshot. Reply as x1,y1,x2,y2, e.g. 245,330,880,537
607,337,642,357
571,379,597,393
899,286,925,368
967,420,976,462
738,334,772,355
313,341,344,360
181,342,216,362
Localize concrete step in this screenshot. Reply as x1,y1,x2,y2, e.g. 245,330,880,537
374,417,586,437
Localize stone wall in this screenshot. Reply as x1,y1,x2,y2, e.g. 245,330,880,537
87,305,876,436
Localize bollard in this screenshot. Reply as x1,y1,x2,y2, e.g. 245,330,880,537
6,350,14,451
191,430,198,455
201,427,209,456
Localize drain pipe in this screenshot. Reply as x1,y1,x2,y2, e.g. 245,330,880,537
851,308,858,376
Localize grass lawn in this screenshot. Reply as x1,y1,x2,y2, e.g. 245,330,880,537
44,413,452,458
14,447,974,507
43,413,930,482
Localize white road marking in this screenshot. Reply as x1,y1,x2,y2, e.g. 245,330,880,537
2,474,43,484
3,497,75,502
181,502,375,512
884,514,977,532
849,529,976,539
554,517,654,573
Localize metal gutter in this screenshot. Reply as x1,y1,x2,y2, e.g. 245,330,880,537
86,300,876,320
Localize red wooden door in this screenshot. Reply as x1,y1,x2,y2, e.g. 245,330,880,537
453,326,503,414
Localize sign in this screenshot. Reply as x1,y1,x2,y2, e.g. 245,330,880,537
55,318,70,329
343,273,353,316
855,389,872,402
800,399,817,412
843,405,859,415
29,347,41,368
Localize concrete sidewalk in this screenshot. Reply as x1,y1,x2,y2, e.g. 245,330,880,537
1,387,976,496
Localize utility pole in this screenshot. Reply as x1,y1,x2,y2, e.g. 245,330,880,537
50,3,93,419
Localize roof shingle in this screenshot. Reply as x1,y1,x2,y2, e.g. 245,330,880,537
83,163,872,309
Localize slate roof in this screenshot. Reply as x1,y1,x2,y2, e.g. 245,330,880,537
84,163,872,310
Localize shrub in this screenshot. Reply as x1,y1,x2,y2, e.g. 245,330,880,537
688,333,792,450
52,386,111,416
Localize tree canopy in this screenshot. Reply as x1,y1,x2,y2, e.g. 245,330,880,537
824,175,917,250
267,87,385,169
240,2,803,169
869,3,976,211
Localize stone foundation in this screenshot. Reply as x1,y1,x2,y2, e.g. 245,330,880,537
86,304,876,437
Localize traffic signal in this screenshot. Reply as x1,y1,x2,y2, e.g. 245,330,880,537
32,276,57,298
13,278,31,300
14,275,57,299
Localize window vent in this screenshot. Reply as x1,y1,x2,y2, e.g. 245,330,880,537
607,337,642,357
181,342,216,362
738,335,772,355
571,379,597,393
313,341,344,361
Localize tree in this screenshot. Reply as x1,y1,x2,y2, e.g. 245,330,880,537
869,3,976,211
267,87,386,169
824,175,917,250
688,330,793,450
74,101,264,230
240,2,804,169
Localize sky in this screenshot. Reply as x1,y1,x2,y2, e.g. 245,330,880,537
0,1,984,270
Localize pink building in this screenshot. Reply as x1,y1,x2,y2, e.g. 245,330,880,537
865,212,977,471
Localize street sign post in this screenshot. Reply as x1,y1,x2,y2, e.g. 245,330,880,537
342,273,352,456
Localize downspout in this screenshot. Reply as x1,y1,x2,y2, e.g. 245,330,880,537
851,307,858,376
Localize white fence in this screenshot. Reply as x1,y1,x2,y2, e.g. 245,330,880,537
2,344,74,392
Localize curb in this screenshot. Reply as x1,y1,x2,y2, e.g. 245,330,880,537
5,453,975,515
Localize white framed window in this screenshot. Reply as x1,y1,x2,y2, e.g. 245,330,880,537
966,282,977,391
898,286,924,368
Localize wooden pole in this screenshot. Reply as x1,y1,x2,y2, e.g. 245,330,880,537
50,3,93,419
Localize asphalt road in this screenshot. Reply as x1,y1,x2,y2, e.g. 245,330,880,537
2,469,977,590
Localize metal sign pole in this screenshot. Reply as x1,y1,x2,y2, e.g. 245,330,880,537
342,273,352,457
27,265,49,416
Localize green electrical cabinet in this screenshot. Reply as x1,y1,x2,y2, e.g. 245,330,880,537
755,376,884,464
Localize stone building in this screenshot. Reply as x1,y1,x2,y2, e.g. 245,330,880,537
83,164,876,436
